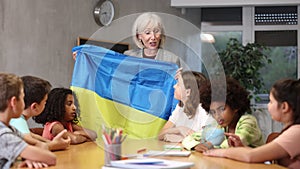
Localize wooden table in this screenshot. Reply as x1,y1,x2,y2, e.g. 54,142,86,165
13,138,287,169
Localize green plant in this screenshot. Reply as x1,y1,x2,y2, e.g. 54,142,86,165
218,38,272,102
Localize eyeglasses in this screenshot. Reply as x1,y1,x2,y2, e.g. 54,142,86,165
209,105,226,117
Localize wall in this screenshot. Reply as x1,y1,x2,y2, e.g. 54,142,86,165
0,0,99,87
0,0,201,87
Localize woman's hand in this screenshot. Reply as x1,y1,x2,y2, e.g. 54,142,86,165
225,133,244,147
72,51,77,60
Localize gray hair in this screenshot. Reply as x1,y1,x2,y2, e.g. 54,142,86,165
132,12,165,49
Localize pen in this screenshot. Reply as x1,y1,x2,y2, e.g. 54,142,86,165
120,134,127,143
102,134,108,145
137,147,147,153
122,153,146,160
125,161,164,165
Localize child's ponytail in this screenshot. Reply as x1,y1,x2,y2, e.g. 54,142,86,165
272,78,300,134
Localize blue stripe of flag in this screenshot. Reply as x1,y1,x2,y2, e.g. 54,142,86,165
71,45,178,120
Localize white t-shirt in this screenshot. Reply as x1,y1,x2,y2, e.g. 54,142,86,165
168,104,209,132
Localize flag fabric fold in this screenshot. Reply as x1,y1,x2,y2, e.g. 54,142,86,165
71,45,178,139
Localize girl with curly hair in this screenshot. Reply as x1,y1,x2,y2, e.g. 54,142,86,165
158,70,209,142
194,77,264,152
33,88,97,144
204,78,300,169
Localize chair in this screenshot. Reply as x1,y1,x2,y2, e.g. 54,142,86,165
266,132,280,143
30,127,44,136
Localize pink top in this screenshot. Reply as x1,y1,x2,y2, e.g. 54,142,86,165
274,125,300,169
42,121,73,140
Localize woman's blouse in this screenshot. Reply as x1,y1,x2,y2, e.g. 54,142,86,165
124,48,181,67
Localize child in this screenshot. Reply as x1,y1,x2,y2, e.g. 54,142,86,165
204,78,300,169
10,75,71,151
158,71,209,142
194,77,264,152
33,88,97,144
0,73,56,168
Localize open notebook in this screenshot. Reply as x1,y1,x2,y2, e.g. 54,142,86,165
105,158,194,169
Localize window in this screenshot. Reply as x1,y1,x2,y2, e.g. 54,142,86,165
255,6,298,25
204,32,242,52
201,7,242,25
254,6,298,101
201,31,242,79
256,30,298,92
201,6,299,104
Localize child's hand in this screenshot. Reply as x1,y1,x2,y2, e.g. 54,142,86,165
51,129,71,150
194,142,213,153
176,126,194,137
163,134,184,143
225,133,244,147
18,159,48,168
35,141,49,150
73,130,84,135
203,148,226,158
73,129,97,141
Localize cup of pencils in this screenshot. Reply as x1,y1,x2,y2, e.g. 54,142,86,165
102,126,127,166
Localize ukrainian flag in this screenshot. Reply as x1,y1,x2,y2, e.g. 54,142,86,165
71,45,178,139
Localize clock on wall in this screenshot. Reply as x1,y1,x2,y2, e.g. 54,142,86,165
94,0,115,26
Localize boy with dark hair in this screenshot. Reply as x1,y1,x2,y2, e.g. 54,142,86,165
0,73,56,168
10,75,70,151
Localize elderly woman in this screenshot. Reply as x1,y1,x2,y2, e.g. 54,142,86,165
124,12,181,67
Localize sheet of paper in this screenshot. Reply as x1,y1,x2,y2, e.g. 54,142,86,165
144,150,191,157
110,158,194,169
